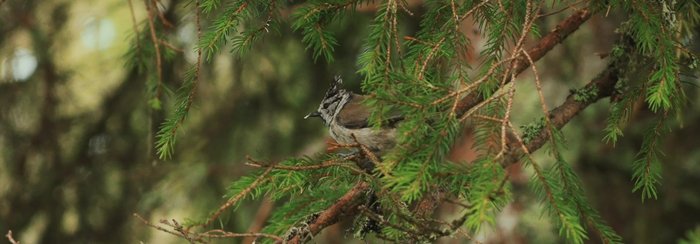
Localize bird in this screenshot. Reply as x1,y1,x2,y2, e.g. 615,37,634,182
304,76,402,155
305,76,392,235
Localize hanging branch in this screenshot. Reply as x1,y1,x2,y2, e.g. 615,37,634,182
143,0,163,98
154,0,204,159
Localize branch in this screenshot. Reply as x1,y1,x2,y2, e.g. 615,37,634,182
143,0,163,98
286,181,370,244
203,167,273,227
503,62,619,165
200,229,283,242
134,213,284,243
277,8,598,242
245,155,367,175
455,8,594,116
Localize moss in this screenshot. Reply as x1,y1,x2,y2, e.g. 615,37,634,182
521,118,546,144
572,86,599,103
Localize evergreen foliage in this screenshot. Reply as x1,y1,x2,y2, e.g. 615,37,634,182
141,0,700,243
680,226,700,244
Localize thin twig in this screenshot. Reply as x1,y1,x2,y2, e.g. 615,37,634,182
159,39,183,52
201,229,283,242
192,0,202,104
417,36,446,82
458,0,492,22
134,214,195,241
153,0,174,28
496,0,541,160
384,0,396,80
127,0,141,49
459,84,510,123
391,0,404,72
143,0,163,98
430,56,515,106
522,48,560,157
472,114,504,123
245,155,367,175
496,77,517,159
203,166,273,227
134,213,283,243
204,2,249,53
450,0,460,33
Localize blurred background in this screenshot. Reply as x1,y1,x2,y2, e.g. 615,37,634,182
0,0,699,243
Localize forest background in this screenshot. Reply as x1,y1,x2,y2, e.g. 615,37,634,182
1,0,700,243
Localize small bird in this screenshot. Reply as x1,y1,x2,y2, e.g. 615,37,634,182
305,76,402,155
305,76,392,235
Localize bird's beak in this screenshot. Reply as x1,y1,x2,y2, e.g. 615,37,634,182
304,111,321,119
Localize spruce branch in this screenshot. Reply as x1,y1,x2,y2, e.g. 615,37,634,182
495,0,540,158
504,62,619,166
245,155,367,175
275,8,599,241
231,1,277,56
135,1,698,243
292,0,360,62
154,1,203,159
494,60,622,243
199,229,283,242
199,1,249,60
134,213,284,243
144,0,164,100
286,181,370,244
455,7,594,117
202,166,274,227
631,116,667,201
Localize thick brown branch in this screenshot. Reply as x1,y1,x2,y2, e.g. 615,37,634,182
504,63,619,165
286,181,370,244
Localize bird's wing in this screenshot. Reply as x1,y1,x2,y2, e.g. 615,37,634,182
336,94,404,129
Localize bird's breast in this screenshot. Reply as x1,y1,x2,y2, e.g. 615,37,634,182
329,122,396,153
